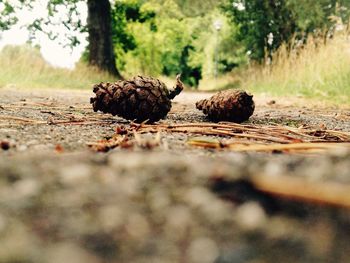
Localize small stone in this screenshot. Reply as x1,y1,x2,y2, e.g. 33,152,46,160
99,205,125,231
125,213,150,241
264,162,285,176
55,144,64,153
165,205,193,239
32,144,53,151
185,187,213,208
0,221,40,262
46,243,101,263
189,238,219,263
27,139,39,146
235,202,267,231
200,199,232,224
13,179,41,199
17,145,28,152
0,141,10,150
148,187,171,213
119,176,141,197
214,245,256,263
60,164,92,185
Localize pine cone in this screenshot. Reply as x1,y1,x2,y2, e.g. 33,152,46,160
196,90,255,123
90,75,184,123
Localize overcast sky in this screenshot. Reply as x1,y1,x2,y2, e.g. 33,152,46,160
0,0,88,69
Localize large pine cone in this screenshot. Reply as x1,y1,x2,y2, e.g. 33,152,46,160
90,75,184,123
196,90,255,123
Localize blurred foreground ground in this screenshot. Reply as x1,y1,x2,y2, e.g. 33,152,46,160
0,88,350,263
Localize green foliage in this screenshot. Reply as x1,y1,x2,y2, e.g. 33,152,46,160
0,0,240,86
115,0,247,87
117,0,208,87
287,0,350,34
0,1,17,30
163,0,223,17
222,0,350,61
111,0,157,71
223,0,296,61
0,0,37,30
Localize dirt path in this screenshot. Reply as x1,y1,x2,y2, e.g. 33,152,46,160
0,87,349,154
0,87,350,262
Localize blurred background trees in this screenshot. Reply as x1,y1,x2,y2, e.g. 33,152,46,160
0,0,349,90
223,0,350,62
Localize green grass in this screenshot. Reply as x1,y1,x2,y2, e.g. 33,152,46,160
0,45,114,90
246,34,350,105
200,33,350,106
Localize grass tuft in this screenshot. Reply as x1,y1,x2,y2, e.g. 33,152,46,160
202,31,350,106
0,45,114,90
245,33,350,104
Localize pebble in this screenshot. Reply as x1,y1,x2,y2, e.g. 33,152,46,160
235,202,267,231
27,139,39,146
45,243,101,263
98,205,125,231
165,205,193,238
17,145,28,151
0,141,10,150
125,213,150,241
185,187,214,208
60,164,92,185
0,222,39,262
189,237,219,263
13,179,41,199
264,162,286,176
32,144,53,151
119,176,141,197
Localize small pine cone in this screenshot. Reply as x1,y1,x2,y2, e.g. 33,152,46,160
196,90,255,123
90,75,184,123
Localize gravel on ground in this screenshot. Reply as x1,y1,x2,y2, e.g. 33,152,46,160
0,87,350,263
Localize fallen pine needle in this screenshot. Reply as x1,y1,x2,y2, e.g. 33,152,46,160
252,174,350,209
0,115,46,124
132,123,350,143
188,139,350,153
227,142,350,152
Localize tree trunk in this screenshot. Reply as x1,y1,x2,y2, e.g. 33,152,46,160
87,0,122,78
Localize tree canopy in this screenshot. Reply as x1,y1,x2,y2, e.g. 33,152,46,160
222,0,350,61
